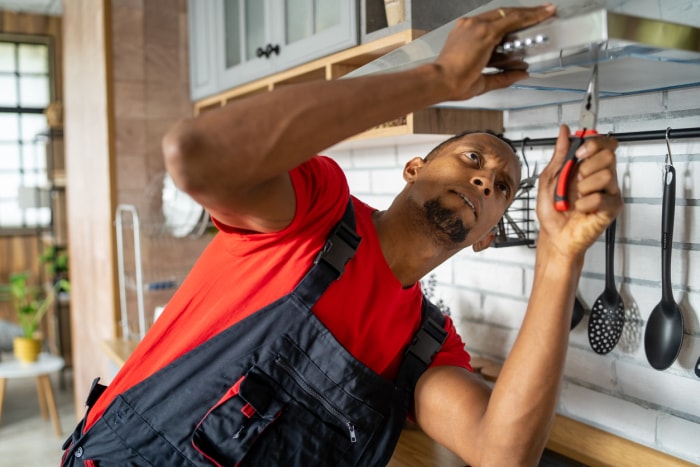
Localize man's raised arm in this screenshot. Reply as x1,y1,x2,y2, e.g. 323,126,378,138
414,126,623,466
161,5,556,232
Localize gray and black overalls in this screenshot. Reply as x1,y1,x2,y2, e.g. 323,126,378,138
61,200,447,466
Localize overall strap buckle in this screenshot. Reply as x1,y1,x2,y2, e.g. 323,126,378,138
404,315,447,366
314,220,361,276
396,298,447,396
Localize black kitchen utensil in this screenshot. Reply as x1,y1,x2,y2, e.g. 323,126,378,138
644,161,684,370
571,296,585,330
588,219,625,354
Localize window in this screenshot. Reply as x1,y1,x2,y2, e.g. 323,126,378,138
0,35,54,232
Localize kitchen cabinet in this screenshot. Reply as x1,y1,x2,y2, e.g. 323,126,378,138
188,0,358,100
192,29,503,140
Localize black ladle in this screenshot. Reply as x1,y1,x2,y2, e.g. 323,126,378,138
644,161,684,370
588,219,625,354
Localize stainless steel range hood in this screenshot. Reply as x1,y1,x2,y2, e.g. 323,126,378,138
345,0,700,110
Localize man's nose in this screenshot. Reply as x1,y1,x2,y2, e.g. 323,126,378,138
472,175,493,196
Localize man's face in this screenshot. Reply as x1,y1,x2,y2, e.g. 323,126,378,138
405,133,521,249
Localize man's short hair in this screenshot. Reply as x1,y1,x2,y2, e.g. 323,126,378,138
423,130,518,162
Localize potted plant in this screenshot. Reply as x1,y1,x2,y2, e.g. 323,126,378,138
9,272,70,363
39,245,70,287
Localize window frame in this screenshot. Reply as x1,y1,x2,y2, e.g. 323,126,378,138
0,33,56,236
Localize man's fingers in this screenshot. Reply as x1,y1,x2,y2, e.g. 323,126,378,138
572,138,623,215
576,139,620,197
541,125,572,179
573,189,623,218
576,167,616,198
478,4,556,28
481,69,529,93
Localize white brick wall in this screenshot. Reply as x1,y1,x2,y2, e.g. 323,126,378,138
325,82,700,463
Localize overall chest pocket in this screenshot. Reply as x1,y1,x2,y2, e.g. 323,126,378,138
191,341,387,467
192,370,287,466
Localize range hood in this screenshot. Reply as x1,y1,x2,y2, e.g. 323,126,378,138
345,0,700,110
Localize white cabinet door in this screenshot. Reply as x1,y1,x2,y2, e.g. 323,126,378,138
189,0,358,99
275,0,357,70
219,0,277,92
188,0,220,100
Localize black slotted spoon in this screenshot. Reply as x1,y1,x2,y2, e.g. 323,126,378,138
588,219,625,354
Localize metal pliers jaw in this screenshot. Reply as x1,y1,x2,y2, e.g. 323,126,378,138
554,64,600,211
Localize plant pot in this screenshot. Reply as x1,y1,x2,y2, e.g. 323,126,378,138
13,336,42,363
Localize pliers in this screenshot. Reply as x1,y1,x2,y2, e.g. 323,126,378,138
554,64,599,211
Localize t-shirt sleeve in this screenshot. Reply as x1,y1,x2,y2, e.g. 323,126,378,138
431,315,473,372
289,155,350,229
211,155,350,237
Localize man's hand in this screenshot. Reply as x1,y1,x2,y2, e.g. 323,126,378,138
434,4,556,101
536,124,623,259
164,4,558,233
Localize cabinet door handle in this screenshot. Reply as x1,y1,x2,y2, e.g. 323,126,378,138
256,44,280,59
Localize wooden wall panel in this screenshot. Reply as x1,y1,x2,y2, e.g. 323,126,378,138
62,0,116,418
110,0,209,344
60,0,206,418
0,236,42,321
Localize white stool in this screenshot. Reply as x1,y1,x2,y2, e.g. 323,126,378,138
0,353,65,435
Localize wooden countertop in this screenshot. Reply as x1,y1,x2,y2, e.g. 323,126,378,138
102,340,693,466
101,339,138,367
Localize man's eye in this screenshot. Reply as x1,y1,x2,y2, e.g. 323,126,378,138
464,152,479,163
497,182,510,195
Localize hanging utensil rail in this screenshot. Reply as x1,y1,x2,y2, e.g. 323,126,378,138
510,126,700,148
494,126,700,248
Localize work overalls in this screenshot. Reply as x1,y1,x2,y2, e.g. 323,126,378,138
61,200,447,466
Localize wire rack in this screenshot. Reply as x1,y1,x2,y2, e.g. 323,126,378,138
493,192,537,248
493,140,538,248
115,204,210,341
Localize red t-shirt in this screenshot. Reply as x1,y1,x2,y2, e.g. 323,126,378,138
85,156,471,430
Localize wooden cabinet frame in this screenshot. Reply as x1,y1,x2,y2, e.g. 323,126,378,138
193,29,503,140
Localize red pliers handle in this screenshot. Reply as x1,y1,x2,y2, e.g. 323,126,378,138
554,63,599,212
554,128,598,211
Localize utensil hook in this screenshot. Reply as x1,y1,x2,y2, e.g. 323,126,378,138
665,127,674,166
521,137,531,178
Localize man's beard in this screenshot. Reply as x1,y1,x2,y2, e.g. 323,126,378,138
424,198,469,245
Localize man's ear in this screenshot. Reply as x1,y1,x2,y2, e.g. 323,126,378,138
472,229,495,252
403,157,425,182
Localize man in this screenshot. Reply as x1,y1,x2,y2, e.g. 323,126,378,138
64,4,623,466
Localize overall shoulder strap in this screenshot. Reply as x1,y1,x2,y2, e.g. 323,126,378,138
293,197,362,307
395,297,448,394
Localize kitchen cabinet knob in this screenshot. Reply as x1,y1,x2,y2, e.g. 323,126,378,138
256,44,280,59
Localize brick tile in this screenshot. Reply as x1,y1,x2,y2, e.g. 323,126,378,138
350,146,397,168
657,414,700,465
482,295,528,329
558,384,657,446
370,168,405,194
563,346,617,390
453,257,524,295
666,85,700,112
616,357,700,418
323,148,351,168
459,320,516,359
343,170,371,193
